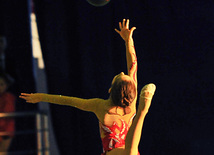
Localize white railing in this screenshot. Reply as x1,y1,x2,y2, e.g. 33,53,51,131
0,111,49,155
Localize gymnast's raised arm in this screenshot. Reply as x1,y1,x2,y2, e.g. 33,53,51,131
115,19,137,86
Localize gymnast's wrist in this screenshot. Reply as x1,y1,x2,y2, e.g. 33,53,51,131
125,38,134,45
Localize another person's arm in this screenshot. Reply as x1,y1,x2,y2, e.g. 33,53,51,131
19,93,103,113
115,19,137,84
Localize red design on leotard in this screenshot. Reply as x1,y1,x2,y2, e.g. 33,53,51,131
99,114,136,155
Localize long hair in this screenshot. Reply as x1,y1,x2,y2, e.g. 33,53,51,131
110,79,136,109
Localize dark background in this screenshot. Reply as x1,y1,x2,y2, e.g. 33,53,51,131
1,0,214,154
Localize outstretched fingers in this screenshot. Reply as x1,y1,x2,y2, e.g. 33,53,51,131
20,93,31,96
116,19,131,32
114,28,120,34
125,19,129,29
19,93,34,102
122,19,126,28
119,21,122,30
19,95,29,100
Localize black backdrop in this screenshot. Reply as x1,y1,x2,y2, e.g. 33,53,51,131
2,0,214,154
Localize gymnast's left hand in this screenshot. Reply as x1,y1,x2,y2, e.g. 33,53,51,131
19,93,43,103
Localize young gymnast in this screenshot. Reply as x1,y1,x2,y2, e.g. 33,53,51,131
19,19,156,155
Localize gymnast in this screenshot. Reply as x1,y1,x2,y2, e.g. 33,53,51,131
19,19,156,155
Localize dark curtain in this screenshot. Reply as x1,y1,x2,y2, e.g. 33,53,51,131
3,0,213,154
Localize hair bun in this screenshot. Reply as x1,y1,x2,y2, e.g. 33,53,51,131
122,98,131,107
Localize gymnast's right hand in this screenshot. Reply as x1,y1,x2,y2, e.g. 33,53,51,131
19,93,43,103
115,19,136,42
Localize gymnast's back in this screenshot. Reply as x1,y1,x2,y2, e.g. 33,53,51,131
94,81,137,154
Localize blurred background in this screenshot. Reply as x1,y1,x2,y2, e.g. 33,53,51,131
0,0,214,154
